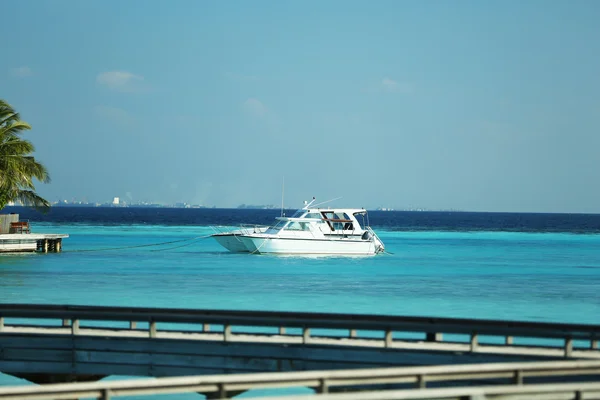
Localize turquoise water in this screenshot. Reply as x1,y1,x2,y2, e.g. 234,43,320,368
1,220,599,397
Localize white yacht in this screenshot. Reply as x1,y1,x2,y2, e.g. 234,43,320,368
211,198,385,255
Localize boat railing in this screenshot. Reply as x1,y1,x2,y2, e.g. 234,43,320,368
364,226,385,252
210,224,270,235
239,223,270,234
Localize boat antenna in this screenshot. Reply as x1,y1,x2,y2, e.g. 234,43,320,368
281,176,285,217
311,197,342,208
303,196,317,210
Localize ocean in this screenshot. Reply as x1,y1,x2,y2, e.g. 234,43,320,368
1,206,599,397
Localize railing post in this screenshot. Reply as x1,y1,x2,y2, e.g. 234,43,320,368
303,327,311,344
426,332,442,342
0,316,4,331
149,321,157,338
385,330,393,348
217,383,226,398
349,329,357,338
505,336,513,345
129,321,137,330
318,378,329,394
417,375,426,388
470,333,478,352
202,323,210,332
513,370,523,385
224,324,232,341
72,319,80,335
591,338,598,350
101,388,111,400
279,327,286,335
565,337,573,357
62,319,71,327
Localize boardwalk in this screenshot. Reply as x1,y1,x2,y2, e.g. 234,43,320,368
1,360,600,399
0,303,599,386
1,304,599,398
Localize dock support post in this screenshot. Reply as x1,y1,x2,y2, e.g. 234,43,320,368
0,316,4,331
149,321,157,338
43,239,48,253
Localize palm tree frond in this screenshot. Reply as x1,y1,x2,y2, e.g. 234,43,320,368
0,120,32,137
14,190,51,213
0,99,50,211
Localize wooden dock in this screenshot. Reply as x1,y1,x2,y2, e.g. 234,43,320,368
0,233,68,253
0,214,68,253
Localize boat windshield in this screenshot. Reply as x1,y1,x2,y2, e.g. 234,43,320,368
285,221,312,231
321,211,355,231
304,213,322,220
266,219,288,234
353,212,366,230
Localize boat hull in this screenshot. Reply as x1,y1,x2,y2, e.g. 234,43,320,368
211,226,270,253
239,235,383,255
212,233,249,252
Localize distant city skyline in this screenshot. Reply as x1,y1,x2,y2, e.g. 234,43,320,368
45,196,408,211
10,195,454,212
2,1,599,213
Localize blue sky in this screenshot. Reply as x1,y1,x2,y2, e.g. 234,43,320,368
2,0,599,212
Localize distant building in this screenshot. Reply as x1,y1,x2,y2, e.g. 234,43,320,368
112,197,120,205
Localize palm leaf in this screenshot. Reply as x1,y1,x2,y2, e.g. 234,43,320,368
0,99,50,212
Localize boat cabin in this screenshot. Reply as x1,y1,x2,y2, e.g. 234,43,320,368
267,208,370,236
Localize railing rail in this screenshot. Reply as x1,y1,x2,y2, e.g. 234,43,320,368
270,382,600,400
0,360,600,399
0,303,599,356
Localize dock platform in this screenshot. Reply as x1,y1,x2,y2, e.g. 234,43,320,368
0,233,69,253
0,213,68,253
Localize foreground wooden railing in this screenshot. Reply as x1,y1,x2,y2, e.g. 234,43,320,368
0,360,600,399
0,303,599,357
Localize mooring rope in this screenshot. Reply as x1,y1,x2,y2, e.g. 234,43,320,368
65,234,213,253
150,235,211,252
